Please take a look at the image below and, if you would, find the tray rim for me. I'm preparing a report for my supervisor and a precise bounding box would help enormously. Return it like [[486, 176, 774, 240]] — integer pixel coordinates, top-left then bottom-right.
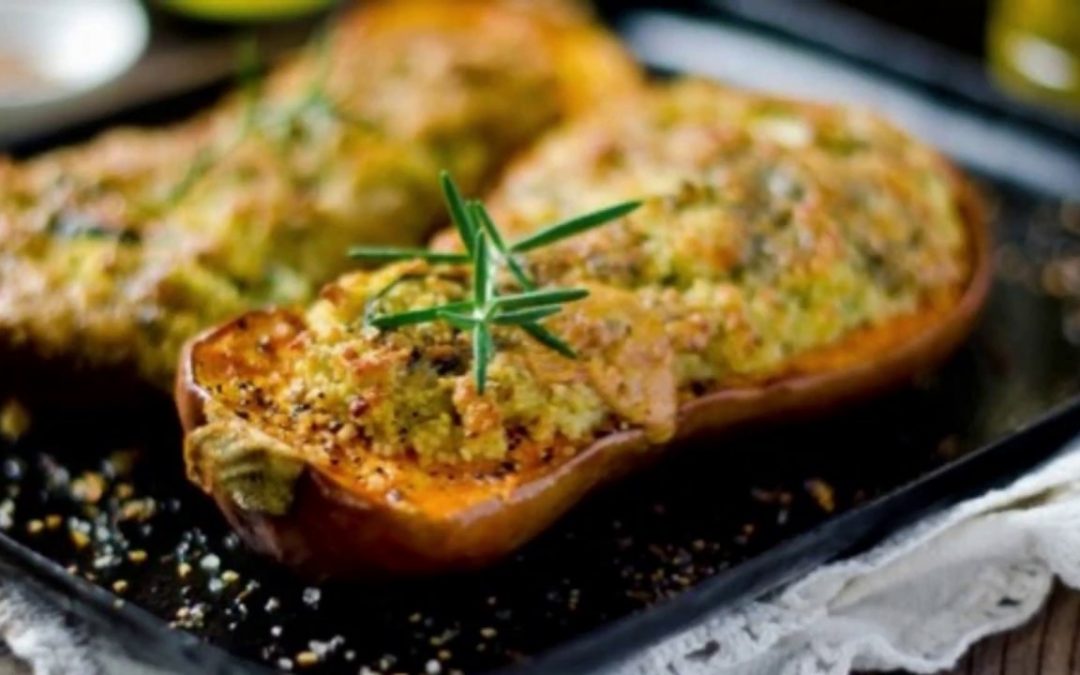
[[504, 397, 1080, 674], [1, 7, 1079, 675]]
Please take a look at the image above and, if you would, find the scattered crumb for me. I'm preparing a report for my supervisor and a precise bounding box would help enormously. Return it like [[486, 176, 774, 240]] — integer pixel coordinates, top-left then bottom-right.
[[92, 554, 116, 570], [70, 472, 106, 504], [106, 450, 139, 478], [112, 579, 129, 594], [428, 628, 458, 647], [236, 580, 258, 602], [171, 602, 207, 630], [25, 519, 43, 535], [805, 479, 836, 513], [69, 530, 90, 550], [295, 651, 319, 668], [302, 586, 321, 608], [118, 498, 156, 522], [0, 399, 31, 442], [937, 435, 962, 459], [0, 501, 12, 531], [308, 636, 345, 660]]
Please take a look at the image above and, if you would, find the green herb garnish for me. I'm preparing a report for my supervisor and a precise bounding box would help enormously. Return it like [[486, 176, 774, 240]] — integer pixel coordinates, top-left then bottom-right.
[[350, 171, 640, 393], [164, 37, 262, 207], [285, 30, 377, 133], [165, 31, 376, 207]]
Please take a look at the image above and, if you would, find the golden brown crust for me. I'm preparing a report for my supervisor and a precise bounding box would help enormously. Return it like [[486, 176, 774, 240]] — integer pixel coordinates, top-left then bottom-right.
[[176, 168, 990, 579]]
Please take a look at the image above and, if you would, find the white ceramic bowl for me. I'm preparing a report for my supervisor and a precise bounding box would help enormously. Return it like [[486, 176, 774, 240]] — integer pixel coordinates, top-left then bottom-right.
[[0, 0, 149, 110]]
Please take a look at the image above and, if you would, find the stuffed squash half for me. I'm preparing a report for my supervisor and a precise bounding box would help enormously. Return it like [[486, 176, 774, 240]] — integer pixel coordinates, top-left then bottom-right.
[[179, 81, 992, 578], [0, 0, 639, 400]]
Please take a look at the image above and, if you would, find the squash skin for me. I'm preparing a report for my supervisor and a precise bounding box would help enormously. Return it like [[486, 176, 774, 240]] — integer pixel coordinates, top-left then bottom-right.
[[176, 168, 991, 579]]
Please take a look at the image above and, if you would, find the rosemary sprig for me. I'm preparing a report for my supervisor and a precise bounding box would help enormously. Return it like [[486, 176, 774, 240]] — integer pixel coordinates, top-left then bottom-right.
[[164, 38, 262, 207], [351, 172, 640, 393], [165, 31, 376, 207], [237, 36, 263, 131], [350, 178, 640, 284], [164, 147, 218, 207], [265, 30, 378, 136]]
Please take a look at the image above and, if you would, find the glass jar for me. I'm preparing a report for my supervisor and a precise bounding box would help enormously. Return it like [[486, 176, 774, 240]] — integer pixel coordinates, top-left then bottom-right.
[[988, 0, 1080, 112], [157, 0, 338, 22]]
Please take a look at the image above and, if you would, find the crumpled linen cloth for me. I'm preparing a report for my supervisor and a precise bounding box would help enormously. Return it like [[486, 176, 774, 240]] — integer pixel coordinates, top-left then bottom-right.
[[0, 582, 166, 675], [0, 583, 98, 675], [3, 440, 1080, 675], [615, 436, 1080, 675]]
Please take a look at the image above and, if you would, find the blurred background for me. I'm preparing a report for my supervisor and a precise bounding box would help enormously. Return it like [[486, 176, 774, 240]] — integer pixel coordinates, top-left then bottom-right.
[[725, 0, 1080, 115], [844, 0, 1079, 113], [0, 0, 1077, 146]]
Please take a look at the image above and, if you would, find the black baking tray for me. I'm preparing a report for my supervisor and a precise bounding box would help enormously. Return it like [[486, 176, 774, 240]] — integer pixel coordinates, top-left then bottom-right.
[[1, 5, 1079, 675]]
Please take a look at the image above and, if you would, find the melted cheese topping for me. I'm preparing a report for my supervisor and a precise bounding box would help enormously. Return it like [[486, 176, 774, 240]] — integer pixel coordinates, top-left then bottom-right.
[[201, 80, 972, 467]]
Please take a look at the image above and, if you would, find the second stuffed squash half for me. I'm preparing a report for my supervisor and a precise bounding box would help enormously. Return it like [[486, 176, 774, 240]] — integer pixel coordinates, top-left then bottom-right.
[[0, 0, 640, 401], [178, 81, 992, 578]]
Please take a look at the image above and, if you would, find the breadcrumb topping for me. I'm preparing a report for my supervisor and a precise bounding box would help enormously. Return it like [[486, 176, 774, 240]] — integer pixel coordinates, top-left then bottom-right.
[[195, 82, 972, 470]]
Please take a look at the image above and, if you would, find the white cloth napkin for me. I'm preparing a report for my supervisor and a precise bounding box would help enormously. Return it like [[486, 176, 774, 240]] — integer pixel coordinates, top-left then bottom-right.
[[615, 436, 1080, 675], [3, 439, 1080, 675]]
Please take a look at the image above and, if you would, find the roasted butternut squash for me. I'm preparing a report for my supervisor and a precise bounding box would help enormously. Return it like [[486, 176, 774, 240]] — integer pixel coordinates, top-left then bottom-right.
[[178, 81, 992, 578]]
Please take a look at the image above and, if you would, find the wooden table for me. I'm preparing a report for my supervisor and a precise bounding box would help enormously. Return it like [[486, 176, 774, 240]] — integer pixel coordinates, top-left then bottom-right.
[[908, 582, 1080, 674]]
